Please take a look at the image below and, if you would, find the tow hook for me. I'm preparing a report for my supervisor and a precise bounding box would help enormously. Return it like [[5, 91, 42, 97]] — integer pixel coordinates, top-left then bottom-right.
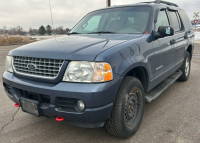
[[56, 116, 65, 121], [14, 103, 20, 107]]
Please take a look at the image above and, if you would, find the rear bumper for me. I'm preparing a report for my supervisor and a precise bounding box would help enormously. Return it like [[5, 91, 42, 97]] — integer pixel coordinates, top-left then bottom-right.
[[2, 71, 123, 128]]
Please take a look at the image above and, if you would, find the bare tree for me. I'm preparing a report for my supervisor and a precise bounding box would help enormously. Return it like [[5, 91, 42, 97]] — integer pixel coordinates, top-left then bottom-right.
[[10, 27, 17, 35], [16, 25, 23, 35], [3, 26, 7, 35], [32, 29, 39, 35], [0, 28, 3, 35], [56, 26, 65, 34], [53, 28, 59, 34], [29, 28, 33, 35]]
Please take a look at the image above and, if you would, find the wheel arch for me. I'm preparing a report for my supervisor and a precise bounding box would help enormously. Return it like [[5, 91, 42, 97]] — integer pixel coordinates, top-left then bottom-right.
[[187, 44, 193, 59], [124, 66, 149, 93]]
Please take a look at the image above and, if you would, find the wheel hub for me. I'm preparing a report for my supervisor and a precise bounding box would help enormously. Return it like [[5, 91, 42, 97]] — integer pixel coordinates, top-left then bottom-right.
[[185, 57, 190, 76], [125, 92, 139, 121]]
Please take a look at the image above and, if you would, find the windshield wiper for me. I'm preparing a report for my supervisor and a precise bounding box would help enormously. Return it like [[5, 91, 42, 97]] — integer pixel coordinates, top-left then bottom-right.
[[68, 32, 82, 35], [87, 31, 116, 34]]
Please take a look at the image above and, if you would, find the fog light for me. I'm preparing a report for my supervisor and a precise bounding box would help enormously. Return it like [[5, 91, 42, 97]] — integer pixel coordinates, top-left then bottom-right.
[[77, 100, 85, 111]]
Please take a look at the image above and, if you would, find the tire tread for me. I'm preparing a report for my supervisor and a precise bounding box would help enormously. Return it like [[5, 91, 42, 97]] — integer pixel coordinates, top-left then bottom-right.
[[178, 51, 191, 81]]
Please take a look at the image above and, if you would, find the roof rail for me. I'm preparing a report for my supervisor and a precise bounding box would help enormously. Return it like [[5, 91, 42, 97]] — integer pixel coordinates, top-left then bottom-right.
[[142, 0, 178, 7]]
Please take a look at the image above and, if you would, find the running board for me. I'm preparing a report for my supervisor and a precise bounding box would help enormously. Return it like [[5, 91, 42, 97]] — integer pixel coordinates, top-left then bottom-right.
[[145, 70, 182, 102]]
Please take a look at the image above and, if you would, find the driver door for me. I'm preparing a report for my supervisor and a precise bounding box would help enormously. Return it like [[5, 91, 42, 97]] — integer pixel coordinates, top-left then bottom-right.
[[152, 9, 176, 87]]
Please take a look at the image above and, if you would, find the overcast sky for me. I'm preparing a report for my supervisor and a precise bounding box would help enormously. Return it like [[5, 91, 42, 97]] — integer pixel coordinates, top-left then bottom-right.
[[0, 0, 199, 31]]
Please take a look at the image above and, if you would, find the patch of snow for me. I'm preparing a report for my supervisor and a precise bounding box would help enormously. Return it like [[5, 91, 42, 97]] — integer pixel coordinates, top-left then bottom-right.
[[195, 32, 200, 40]]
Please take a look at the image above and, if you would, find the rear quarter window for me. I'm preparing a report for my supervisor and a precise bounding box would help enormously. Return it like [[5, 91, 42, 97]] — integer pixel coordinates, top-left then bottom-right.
[[179, 10, 193, 30]]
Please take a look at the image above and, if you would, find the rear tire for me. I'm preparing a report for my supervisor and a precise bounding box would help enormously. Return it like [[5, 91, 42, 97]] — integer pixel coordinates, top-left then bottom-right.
[[178, 52, 191, 81], [105, 77, 145, 138]]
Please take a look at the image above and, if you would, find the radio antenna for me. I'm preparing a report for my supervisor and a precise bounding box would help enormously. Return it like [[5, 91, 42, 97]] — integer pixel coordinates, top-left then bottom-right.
[[48, 0, 61, 47]]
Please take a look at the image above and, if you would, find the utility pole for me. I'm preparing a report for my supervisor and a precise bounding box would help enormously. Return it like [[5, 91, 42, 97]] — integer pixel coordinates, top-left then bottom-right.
[[106, 0, 111, 7]]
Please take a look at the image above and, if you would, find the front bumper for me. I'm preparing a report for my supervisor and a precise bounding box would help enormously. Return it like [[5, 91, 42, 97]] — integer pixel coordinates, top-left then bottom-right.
[[2, 71, 122, 128]]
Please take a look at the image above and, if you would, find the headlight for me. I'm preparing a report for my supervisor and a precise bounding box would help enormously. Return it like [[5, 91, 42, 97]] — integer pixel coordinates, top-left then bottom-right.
[[63, 61, 113, 83], [5, 56, 13, 73]]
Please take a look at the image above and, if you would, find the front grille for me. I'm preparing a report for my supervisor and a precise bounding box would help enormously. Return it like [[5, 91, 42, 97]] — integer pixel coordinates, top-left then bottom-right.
[[13, 56, 64, 78], [57, 97, 78, 112]]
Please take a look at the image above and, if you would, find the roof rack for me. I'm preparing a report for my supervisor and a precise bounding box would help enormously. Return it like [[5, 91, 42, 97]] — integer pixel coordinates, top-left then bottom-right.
[[142, 0, 178, 7]]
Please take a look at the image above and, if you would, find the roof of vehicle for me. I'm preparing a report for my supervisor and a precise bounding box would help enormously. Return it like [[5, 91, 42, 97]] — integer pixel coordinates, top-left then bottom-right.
[[92, 1, 182, 12], [142, 1, 178, 7]]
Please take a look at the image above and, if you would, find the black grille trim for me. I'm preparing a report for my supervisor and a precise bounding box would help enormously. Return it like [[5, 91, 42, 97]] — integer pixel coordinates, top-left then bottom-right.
[[3, 83, 12, 95], [17, 89, 51, 104], [57, 97, 79, 112]]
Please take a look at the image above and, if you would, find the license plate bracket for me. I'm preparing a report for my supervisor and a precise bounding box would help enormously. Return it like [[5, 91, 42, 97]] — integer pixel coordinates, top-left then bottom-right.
[[19, 97, 41, 117]]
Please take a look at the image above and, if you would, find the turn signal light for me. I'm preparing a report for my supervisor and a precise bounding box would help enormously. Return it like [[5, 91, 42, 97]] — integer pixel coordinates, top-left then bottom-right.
[[93, 63, 113, 82]]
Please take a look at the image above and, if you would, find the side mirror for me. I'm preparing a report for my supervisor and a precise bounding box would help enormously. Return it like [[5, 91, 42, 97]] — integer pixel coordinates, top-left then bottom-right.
[[154, 26, 174, 39]]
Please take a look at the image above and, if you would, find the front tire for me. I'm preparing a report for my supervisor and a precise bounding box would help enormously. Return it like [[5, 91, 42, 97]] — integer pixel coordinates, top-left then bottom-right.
[[178, 51, 191, 81], [105, 77, 145, 138]]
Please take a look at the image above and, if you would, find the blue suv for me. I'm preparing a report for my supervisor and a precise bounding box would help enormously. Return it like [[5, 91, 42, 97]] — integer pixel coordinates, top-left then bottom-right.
[[3, 1, 194, 138]]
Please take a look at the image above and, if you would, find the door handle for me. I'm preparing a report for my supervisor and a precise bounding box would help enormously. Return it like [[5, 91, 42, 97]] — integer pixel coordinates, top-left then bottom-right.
[[170, 39, 176, 45], [184, 31, 190, 39], [186, 30, 191, 34]]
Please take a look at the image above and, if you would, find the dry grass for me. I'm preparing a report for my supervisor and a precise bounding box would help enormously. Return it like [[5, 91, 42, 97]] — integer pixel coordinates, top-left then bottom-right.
[[0, 35, 36, 46], [194, 29, 200, 32]]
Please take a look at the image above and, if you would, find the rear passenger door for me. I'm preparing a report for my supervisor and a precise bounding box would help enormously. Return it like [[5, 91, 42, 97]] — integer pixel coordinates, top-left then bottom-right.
[[168, 10, 187, 67]]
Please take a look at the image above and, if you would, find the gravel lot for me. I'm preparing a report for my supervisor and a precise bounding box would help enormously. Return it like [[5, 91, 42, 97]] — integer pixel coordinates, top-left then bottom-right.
[[0, 43, 200, 143]]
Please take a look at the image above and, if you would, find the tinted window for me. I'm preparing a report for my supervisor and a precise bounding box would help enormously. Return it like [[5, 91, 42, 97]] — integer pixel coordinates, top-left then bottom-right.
[[179, 10, 193, 30], [168, 11, 181, 32], [156, 10, 169, 31], [70, 7, 152, 34]]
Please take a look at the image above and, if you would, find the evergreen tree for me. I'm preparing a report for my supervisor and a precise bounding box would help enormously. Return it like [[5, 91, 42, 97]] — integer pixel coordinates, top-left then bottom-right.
[[39, 25, 46, 35], [46, 25, 52, 35], [66, 28, 70, 34]]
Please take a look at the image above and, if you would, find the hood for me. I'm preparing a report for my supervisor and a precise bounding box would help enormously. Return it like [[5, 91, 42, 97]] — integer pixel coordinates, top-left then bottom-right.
[[9, 34, 143, 61]]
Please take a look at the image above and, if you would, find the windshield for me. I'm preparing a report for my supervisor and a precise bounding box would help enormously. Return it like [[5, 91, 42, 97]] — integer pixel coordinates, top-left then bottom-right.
[[69, 6, 152, 34]]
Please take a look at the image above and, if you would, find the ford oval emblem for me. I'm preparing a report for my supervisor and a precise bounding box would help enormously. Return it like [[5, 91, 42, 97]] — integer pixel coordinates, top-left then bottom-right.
[[27, 63, 37, 70]]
